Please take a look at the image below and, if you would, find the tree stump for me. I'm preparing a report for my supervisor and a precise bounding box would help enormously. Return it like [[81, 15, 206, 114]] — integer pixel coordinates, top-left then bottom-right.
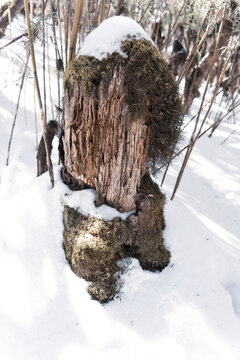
[[63, 63, 149, 212], [61, 18, 182, 302]]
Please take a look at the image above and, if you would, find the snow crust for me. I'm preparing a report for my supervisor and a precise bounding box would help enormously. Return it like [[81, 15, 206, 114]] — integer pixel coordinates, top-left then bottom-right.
[[64, 188, 135, 221], [0, 16, 240, 360], [79, 16, 152, 60]]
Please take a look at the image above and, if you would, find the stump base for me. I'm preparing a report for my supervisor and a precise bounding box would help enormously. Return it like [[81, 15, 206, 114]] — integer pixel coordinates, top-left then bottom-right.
[[63, 174, 170, 303]]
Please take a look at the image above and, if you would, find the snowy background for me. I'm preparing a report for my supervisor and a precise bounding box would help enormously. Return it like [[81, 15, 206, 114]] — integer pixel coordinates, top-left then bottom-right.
[[0, 15, 240, 360]]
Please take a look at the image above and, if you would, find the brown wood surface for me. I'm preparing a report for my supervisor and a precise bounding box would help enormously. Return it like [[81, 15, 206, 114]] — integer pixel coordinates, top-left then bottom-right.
[[63, 64, 150, 212]]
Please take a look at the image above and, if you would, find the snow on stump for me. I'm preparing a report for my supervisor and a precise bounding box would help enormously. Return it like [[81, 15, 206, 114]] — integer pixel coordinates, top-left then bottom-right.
[[61, 17, 182, 302]]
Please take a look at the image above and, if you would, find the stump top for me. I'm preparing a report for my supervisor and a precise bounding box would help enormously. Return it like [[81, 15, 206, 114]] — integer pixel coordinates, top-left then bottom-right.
[[79, 16, 152, 61]]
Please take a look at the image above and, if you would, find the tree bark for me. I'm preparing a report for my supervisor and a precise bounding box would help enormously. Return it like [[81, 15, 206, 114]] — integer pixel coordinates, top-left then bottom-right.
[[37, 120, 59, 176], [63, 64, 150, 212]]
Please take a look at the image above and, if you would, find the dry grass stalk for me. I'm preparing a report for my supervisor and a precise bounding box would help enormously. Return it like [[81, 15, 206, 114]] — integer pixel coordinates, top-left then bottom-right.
[[68, 0, 84, 64], [162, 0, 188, 51], [170, 10, 225, 200], [64, 1, 70, 67], [24, 0, 54, 187], [33, 82, 39, 150], [46, 23, 55, 120], [42, 0, 47, 120], [196, 37, 239, 137], [57, 0, 64, 62], [138, 0, 153, 24], [6, 52, 30, 166], [201, 101, 240, 139], [100, 0, 105, 24], [49, 0, 61, 117], [160, 99, 240, 180], [0, 32, 27, 50], [177, 11, 214, 86]]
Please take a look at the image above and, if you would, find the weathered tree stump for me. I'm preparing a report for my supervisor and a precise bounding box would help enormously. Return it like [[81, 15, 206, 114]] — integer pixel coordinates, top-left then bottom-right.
[[63, 63, 149, 212], [61, 17, 182, 302]]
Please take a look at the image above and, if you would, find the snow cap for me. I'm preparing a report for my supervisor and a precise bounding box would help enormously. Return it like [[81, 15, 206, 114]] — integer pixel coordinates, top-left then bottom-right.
[[79, 16, 152, 60]]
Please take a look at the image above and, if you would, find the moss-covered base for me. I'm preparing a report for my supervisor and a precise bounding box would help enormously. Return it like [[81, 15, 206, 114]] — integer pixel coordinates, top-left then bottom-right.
[[63, 173, 170, 303]]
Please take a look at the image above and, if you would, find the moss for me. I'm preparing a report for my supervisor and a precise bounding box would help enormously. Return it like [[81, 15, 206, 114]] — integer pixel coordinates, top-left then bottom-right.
[[63, 174, 170, 303], [64, 53, 123, 96], [64, 39, 183, 170], [134, 173, 170, 271], [63, 206, 124, 303]]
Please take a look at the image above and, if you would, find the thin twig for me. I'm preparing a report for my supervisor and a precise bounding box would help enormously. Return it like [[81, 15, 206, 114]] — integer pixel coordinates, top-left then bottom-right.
[[64, 1, 70, 67], [57, 0, 64, 63], [46, 22, 54, 120], [162, 0, 188, 50], [171, 10, 225, 200], [6, 52, 30, 166], [220, 126, 239, 145], [42, 0, 47, 120], [33, 81, 39, 150], [50, 0, 61, 118], [0, 32, 27, 50], [160, 100, 240, 176], [138, 0, 153, 24], [177, 13, 213, 86]]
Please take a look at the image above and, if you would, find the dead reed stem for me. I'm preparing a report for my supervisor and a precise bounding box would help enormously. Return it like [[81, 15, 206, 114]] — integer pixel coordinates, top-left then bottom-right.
[[6, 52, 30, 166], [163, 0, 188, 51], [0, 32, 27, 50], [177, 13, 213, 86], [24, 0, 54, 187], [170, 10, 225, 200], [100, 0, 105, 23], [68, 0, 84, 64], [42, 0, 47, 120], [160, 100, 240, 182], [57, 0, 63, 62], [33, 82, 39, 150], [46, 23, 55, 120], [50, 0, 61, 118]]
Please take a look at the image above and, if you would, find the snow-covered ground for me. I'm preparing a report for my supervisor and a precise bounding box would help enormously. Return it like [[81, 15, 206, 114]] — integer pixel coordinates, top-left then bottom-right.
[[0, 15, 240, 360]]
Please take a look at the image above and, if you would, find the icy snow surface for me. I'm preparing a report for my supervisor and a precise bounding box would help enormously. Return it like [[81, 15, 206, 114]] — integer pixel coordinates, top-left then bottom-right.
[[65, 189, 135, 221], [0, 15, 240, 360], [79, 16, 152, 60]]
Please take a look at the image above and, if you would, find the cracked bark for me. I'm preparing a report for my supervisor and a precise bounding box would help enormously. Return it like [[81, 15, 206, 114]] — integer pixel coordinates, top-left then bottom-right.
[[62, 64, 150, 212]]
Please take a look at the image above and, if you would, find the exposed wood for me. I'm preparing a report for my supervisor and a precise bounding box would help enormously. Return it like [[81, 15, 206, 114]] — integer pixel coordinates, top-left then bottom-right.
[[37, 121, 59, 176], [63, 64, 150, 212]]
